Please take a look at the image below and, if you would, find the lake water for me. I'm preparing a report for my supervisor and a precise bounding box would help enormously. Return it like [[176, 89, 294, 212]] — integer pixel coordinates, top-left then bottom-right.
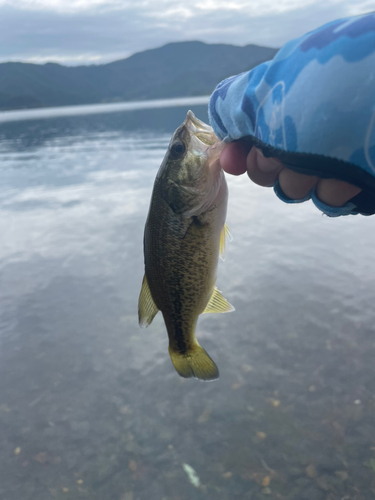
[[0, 100, 375, 500]]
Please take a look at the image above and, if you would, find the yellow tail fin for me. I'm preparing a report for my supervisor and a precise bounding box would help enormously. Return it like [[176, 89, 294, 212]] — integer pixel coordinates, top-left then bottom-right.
[[168, 343, 219, 381]]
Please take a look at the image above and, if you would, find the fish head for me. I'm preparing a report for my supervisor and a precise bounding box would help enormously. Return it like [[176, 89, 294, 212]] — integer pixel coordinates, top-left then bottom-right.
[[158, 110, 226, 217]]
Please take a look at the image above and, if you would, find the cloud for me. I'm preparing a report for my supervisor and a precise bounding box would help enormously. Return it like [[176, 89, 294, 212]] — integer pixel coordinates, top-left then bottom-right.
[[0, 0, 372, 65], [0, 0, 128, 13], [0, 0, 369, 16]]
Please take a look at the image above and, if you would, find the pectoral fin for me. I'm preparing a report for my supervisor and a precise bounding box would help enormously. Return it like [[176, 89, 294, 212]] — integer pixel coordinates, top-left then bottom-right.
[[220, 224, 232, 261], [138, 275, 159, 328], [203, 287, 235, 314]]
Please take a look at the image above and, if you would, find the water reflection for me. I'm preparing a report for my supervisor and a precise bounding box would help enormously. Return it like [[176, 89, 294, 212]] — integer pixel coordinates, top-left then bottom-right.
[[0, 103, 375, 499], [0, 104, 209, 149]]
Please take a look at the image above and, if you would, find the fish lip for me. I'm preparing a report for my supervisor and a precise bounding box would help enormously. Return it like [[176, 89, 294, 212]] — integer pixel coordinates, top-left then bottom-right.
[[185, 110, 212, 132], [184, 110, 218, 146]]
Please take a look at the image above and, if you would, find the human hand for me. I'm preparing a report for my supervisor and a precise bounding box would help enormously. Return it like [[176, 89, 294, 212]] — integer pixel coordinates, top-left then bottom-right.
[[220, 142, 362, 208]]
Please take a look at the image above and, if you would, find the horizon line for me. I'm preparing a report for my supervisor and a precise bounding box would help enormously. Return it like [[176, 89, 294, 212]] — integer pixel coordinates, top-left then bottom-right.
[[0, 40, 278, 68]]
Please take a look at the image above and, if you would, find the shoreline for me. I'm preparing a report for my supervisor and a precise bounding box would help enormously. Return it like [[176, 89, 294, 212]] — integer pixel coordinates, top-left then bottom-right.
[[0, 96, 210, 123]]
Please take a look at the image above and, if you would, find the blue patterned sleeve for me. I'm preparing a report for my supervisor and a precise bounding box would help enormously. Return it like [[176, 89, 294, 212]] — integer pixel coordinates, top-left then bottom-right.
[[208, 13, 375, 216]]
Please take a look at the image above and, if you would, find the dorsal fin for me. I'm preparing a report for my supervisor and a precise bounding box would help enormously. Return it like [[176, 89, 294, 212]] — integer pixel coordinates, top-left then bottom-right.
[[138, 275, 159, 328], [203, 287, 235, 314]]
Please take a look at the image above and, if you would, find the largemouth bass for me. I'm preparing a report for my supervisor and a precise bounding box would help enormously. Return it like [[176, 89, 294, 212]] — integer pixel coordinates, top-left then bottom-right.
[[138, 111, 234, 381]]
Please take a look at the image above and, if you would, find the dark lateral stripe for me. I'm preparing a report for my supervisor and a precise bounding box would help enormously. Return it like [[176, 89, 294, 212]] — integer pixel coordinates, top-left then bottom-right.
[[170, 288, 189, 354], [173, 324, 188, 354]]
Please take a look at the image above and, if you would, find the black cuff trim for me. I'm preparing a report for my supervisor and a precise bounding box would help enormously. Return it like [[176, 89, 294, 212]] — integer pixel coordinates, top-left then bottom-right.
[[241, 135, 375, 215]]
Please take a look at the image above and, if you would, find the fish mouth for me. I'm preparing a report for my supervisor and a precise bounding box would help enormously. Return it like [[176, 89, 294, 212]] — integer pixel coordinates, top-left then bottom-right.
[[184, 110, 218, 146]]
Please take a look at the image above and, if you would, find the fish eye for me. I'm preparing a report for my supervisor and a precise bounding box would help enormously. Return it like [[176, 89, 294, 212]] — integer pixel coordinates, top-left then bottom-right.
[[170, 140, 186, 159]]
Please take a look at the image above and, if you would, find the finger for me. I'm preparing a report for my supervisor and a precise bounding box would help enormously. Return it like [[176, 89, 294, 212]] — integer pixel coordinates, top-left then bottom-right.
[[278, 168, 319, 199], [220, 142, 250, 176], [246, 148, 284, 187], [315, 179, 362, 207]]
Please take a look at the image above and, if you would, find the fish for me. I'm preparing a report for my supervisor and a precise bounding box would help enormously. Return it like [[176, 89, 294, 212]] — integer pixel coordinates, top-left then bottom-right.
[[138, 110, 234, 381]]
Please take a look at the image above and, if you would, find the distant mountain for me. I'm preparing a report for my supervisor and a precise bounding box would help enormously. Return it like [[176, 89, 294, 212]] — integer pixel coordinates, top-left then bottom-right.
[[0, 41, 278, 111]]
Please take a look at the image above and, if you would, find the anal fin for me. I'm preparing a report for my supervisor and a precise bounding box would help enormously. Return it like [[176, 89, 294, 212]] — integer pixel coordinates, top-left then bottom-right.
[[203, 287, 235, 314]]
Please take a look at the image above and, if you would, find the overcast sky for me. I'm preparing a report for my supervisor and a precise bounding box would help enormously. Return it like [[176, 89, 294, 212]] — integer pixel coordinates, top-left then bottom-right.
[[0, 0, 372, 66]]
